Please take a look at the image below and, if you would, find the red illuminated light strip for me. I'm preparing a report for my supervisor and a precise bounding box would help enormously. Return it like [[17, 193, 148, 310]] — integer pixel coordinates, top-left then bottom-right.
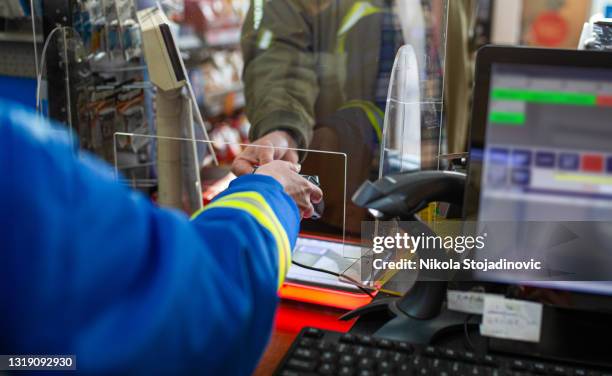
[[274, 300, 356, 334], [279, 282, 373, 311]]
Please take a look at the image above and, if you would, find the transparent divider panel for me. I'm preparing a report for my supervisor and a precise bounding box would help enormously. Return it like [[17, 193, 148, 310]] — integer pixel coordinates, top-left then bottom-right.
[[112, 133, 374, 292], [345, 0, 450, 294]]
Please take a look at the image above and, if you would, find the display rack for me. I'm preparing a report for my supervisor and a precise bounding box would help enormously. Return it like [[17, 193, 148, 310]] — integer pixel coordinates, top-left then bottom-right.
[[38, 0, 247, 157], [38, 0, 153, 166], [33, 0, 250, 203]]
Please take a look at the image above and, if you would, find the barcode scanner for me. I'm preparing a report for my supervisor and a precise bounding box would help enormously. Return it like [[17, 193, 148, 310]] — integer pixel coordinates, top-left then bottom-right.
[[339, 170, 467, 323], [352, 170, 466, 220]]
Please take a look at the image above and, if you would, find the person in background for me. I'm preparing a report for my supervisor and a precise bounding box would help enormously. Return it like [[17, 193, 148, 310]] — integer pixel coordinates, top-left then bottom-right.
[[233, 0, 475, 233], [0, 98, 321, 374]]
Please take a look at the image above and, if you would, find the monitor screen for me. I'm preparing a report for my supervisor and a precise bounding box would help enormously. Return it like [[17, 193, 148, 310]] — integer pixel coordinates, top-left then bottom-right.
[[476, 62, 612, 295]]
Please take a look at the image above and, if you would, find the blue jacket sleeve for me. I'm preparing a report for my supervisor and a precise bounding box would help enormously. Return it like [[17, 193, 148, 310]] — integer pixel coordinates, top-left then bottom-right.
[[0, 100, 300, 375]]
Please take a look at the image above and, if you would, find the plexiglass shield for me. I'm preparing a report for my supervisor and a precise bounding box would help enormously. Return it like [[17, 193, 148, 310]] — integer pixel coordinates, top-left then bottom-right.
[[341, 0, 451, 295], [113, 132, 371, 292]]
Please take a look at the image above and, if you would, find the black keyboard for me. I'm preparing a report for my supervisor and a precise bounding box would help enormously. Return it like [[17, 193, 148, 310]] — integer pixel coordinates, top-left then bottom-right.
[[275, 327, 611, 376]]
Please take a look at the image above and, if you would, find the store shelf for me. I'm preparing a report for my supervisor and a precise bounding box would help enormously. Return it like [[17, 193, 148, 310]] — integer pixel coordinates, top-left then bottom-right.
[[203, 83, 245, 117]]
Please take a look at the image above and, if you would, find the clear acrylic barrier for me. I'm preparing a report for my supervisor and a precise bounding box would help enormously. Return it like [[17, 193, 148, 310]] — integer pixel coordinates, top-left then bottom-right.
[[113, 132, 373, 292], [113, 132, 345, 217], [379, 44, 448, 176], [342, 1, 451, 294]]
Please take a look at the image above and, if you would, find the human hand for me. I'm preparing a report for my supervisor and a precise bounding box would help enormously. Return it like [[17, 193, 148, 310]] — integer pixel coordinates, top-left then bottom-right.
[[255, 160, 323, 219], [232, 131, 299, 176]]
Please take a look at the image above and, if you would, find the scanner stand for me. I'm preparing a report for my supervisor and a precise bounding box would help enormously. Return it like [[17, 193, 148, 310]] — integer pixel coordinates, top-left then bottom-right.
[[341, 171, 467, 344], [340, 219, 460, 344]]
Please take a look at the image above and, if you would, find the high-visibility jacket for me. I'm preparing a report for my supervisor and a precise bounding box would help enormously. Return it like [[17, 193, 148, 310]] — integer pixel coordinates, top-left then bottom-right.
[[0, 99, 300, 375]]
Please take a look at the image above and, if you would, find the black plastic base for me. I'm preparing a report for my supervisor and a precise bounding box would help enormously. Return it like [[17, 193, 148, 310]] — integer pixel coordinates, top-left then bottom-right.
[[373, 308, 467, 344]]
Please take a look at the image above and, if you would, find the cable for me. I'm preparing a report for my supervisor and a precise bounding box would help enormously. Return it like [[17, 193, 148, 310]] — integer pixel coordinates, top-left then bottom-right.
[[36, 26, 65, 113], [291, 260, 375, 299]]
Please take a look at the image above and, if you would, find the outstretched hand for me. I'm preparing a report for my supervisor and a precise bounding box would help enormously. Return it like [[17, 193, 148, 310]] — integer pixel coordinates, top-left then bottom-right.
[[232, 131, 299, 176], [254, 160, 322, 219]]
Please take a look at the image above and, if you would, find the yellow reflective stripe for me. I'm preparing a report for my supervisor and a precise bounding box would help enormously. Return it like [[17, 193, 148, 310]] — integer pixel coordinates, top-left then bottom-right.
[[257, 29, 273, 50], [253, 0, 264, 30], [205, 199, 289, 288], [340, 100, 383, 141], [225, 191, 293, 277], [191, 192, 291, 288], [223, 191, 292, 257], [337, 2, 382, 53], [338, 2, 382, 36], [363, 100, 385, 119], [349, 99, 385, 120], [190, 206, 205, 221], [209, 193, 291, 284]]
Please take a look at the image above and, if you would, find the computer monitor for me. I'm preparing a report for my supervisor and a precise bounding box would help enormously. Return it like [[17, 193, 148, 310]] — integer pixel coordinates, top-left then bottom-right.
[[465, 46, 612, 297]]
